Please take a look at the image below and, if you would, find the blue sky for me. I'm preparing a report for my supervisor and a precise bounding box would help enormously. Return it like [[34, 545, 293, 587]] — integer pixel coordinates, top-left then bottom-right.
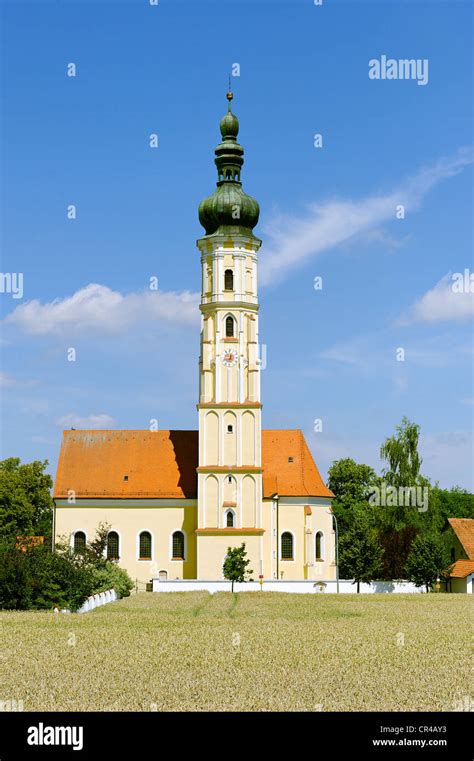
[[1, 0, 473, 490]]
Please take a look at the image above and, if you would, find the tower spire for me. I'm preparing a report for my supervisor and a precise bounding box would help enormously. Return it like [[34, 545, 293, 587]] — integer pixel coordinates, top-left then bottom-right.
[[198, 90, 260, 236]]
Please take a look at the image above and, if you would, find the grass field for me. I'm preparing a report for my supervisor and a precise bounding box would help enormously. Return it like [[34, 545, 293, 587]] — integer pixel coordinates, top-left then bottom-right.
[[0, 592, 471, 712]]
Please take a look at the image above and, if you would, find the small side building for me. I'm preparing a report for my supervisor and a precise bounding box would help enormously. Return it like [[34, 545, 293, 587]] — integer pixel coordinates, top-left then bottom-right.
[[443, 518, 474, 593]]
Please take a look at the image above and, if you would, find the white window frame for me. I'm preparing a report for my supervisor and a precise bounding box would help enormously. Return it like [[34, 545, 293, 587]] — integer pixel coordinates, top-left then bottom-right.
[[315, 530, 325, 562], [106, 529, 122, 561], [223, 313, 236, 339], [280, 530, 296, 562], [136, 529, 154, 561], [169, 529, 186, 562], [70, 529, 88, 551]]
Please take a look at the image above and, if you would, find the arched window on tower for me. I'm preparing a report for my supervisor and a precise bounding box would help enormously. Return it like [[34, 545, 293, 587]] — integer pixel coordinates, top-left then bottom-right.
[[225, 315, 235, 338], [107, 531, 120, 561], [225, 509, 235, 528], [315, 531, 324, 561], [224, 269, 234, 291]]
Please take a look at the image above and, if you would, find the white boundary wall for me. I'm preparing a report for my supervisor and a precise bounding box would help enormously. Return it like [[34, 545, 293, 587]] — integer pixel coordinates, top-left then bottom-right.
[[152, 579, 424, 594], [77, 588, 118, 613]]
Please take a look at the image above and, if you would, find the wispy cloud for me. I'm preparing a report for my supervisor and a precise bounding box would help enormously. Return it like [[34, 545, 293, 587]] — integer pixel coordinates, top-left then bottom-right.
[[0, 372, 37, 389], [4, 283, 200, 336], [310, 426, 473, 491], [320, 331, 472, 371], [398, 272, 474, 324], [0, 372, 19, 388], [260, 147, 473, 285], [55, 413, 115, 429]]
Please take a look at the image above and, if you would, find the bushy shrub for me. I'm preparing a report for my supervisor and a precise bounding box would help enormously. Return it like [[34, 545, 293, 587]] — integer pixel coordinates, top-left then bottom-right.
[[0, 523, 134, 611], [405, 534, 450, 592], [0, 547, 32, 610], [0, 545, 94, 611], [56, 523, 133, 599], [90, 562, 133, 599], [27, 546, 94, 611]]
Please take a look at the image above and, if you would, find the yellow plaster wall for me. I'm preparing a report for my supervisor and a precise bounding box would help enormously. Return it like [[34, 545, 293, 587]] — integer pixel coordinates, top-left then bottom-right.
[[55, 505, 197, 585], [197, 533, 262, 580]]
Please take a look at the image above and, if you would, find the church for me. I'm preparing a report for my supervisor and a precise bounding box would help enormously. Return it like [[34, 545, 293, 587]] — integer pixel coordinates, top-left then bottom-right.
[[53, 92, 337, 586]]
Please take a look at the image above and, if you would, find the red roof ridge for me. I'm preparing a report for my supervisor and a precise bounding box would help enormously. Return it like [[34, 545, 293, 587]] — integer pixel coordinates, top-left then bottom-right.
[[54, 428, 333, 500]]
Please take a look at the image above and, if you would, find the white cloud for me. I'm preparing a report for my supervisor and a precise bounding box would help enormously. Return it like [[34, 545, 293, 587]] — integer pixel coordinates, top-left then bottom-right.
[[311, 427, 473, 491], [55, 412, 115, 429], [0, 372, 18, 388], [0, 372, 37, 389], [399, 273, 474, 324], [319, 337, 369, 366], [259, 147, 473, 285], [320, 331, 471, 372], [4, 283, 200, 336]]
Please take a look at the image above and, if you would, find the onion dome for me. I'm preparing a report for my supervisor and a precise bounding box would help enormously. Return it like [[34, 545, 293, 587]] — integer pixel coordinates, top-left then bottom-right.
[[198, 91, 260, 236]]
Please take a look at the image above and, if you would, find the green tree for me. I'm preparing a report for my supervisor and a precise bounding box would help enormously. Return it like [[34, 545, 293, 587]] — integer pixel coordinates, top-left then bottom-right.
[[431, 486, 474, 527], [328, 459, 379, 552], [328, 458, 377, 508], [404, 534, 450, 592], [378, 525, 418, 580], [377, 418, 437, 575], [339, 510, 384, 592], [56, 523, 133, 598], [0, 458, 53, 541], [380, 417, 422, 487], [0, 524, 134, 611], [56, 522, 111, 569], [90, 563, 134, 598], [0, 545, 32, 610], [0, 544, 93, 611], [223, 543, 253, 593], [27, 546, 94, 611]]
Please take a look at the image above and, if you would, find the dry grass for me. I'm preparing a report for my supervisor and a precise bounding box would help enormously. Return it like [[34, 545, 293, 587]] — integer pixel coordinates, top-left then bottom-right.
[[0, 592, 471, 712]]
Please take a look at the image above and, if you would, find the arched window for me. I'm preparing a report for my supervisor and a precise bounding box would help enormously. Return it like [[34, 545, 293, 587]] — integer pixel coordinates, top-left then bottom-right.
[[281, 532, 293, 560], [225, 509, 235, 528], [172, 531, 185, 560], [158, 570, 168, 581], [107, 531, 120, 561], [224, 269, 234, 291], [225, 315, 235, 338], [139, 531, 152, 560], [315, 531, 324, 561], [73, 531, 86, 553]]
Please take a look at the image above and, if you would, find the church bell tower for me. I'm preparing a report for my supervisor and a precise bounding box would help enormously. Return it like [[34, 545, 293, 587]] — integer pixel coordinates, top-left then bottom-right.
[[195, 91, 264, 578]]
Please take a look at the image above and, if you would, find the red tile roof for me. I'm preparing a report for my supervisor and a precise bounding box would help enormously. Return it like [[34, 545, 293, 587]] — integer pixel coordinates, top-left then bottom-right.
[[262, 429, 334, 498], [448, 559, 474, 579], [53, 429, 333, 500], [447, 518, 474, 560]]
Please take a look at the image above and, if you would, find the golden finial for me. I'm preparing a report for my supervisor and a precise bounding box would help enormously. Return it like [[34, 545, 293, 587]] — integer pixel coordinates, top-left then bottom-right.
[[226, 75, 233, 106]]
